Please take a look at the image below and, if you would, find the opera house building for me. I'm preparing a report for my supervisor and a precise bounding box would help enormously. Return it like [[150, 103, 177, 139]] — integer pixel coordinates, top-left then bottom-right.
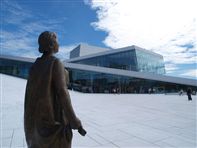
[[1, 43, 196, 93]]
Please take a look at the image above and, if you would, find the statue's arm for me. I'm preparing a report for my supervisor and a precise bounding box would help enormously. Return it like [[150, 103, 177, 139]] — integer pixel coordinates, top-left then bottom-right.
[[52, 59, 81, 129]]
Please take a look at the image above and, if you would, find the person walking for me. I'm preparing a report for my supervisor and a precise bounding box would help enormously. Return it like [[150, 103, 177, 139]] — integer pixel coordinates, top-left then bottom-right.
[[187, 88, 192, 101], [24, 31, 86, 148], [179, 89, 184, 96]]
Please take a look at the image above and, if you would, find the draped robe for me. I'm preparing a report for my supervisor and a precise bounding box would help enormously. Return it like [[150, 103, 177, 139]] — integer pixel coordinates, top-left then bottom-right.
[[24, 56, 81, 148]]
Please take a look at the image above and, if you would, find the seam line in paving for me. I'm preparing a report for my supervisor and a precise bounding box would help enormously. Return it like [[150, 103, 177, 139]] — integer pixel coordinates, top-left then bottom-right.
[[96, 134, 120, 148], [152, 136, 172, 143], [118, 129, 160, 147], [131, 121, 182, 137], [9, 129, 14, 148], [86, 134, 102, 146], [23, 138, 26, 147]]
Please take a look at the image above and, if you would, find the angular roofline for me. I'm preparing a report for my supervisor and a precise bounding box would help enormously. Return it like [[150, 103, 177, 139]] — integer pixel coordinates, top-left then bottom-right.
[[1, 55, 196, 86], [0, 55, 36, 63], [64, 62, 197, 87], [65, 45, 163, 63], [79, 43, 110, 50], [70, 43, 110, 59], [133, 45, 163, 58]]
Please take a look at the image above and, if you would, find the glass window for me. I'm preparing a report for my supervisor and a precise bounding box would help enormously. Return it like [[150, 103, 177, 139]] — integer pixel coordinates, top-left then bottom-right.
[[135, 50, 165, 74], [72, 50, 138, 71], [71, 49, 165, 74], [67, 68, 196, 94]]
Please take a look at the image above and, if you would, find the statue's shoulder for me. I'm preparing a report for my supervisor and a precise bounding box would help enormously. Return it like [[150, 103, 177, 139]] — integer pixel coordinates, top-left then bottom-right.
[[52, 57, 62, 66], [52, 56, 61, 62]]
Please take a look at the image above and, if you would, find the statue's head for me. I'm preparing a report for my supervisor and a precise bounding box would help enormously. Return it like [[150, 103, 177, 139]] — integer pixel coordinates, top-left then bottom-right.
[[38, 31, 59, 54]]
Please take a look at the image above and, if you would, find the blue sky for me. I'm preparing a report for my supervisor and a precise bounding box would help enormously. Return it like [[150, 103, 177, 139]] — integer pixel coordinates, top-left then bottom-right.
[[1, 0, 197, 79], [1, 0, 107, 57]]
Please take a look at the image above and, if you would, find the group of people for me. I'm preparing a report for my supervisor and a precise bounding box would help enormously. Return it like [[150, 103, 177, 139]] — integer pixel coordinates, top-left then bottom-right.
[[148, 88, 156, 94], [179, 88, 193, 101]]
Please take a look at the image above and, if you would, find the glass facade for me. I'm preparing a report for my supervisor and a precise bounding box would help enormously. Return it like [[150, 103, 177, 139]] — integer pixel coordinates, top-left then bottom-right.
[[0, 58, 32, 79], [68, 68, 196, 93], [70, 49, 165, 74], [72, 50, 138, 71], [135, 50, 165, 74], [1, 57, 196, 94]]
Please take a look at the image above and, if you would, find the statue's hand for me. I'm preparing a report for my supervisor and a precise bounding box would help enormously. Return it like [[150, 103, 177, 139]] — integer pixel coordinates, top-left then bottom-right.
[[78, 126, 87, 136]]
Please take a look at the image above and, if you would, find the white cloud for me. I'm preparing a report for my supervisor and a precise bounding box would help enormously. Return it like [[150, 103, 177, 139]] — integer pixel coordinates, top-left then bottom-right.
[[165, 64, 179, 72], [1, 0, 70, 60], [90, 0, 196, 47], [89, 0, 197, 76], [56, 44, 78, 60], [180, 69, 197, 78], [1, 30, 77, 60], [0, 30, 37, 56], [14, 44, 77, 60], [2, 0, 32, 25]]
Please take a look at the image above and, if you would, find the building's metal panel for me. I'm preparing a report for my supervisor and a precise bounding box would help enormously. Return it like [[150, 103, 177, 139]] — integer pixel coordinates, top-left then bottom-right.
[[70, 43, 109, 59]]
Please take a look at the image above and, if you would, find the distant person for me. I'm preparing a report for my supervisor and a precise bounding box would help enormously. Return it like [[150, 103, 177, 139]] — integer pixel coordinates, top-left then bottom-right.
[[24, 31, 86, 148], [152, 88, 156, 94], [148, 88, 152, 94], [112, 88, 116, 94], [192, 90, 196, 95], [117, 87, 120, 94], [187, 88, 192, 101], [179, 89, 184, 96]]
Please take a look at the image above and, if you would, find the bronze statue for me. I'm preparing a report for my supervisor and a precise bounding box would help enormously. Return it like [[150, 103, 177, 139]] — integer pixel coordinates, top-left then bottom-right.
[[24, 31, 86, 148]]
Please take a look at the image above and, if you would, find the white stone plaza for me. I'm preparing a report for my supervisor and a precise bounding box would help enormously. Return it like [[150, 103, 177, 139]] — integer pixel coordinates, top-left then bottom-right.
[[1, 74, 196, 148]]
